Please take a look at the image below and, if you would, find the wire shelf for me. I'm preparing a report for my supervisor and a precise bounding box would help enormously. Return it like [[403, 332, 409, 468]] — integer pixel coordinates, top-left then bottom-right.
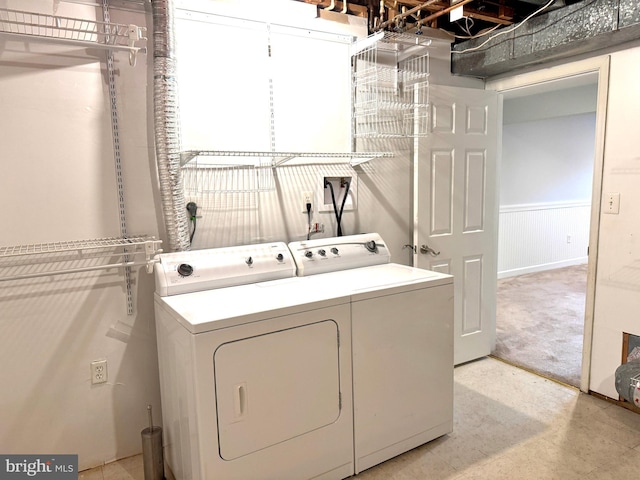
[[0, 236, 162, 281], [0, 7, 147, 66], [180, 150, 394, 168], [183, 164, 275, 194], [375, 31, 434, 50], [352, 32, 430, 138], [0, 236, 158, 257], [180, 150, 394, 194]]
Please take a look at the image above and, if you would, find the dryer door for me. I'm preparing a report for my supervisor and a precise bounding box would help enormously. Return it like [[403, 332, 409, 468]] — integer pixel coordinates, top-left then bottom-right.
[[214, 319, 341, 460]]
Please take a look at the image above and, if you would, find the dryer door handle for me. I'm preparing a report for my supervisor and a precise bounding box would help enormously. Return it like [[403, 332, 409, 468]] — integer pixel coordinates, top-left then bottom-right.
[[234, 383, 247, 418]]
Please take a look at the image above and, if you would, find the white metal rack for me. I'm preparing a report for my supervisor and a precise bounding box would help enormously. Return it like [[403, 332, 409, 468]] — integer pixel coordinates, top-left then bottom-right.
[[0, 236, 163, 282], [0, 7, 147, 66], [352, 31, 431, 138], [180, 150, 393, 194], [180, 150, 393, 167]]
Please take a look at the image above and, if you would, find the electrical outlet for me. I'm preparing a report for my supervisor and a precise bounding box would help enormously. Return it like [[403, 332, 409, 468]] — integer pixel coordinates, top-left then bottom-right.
[[302, 191, 313, 214], [91, 359, 108, 385]]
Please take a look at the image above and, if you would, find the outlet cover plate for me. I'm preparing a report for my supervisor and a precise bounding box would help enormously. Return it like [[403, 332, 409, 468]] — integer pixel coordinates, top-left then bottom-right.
[[91, 359, 108, 385], [604, 192, 620, 214]]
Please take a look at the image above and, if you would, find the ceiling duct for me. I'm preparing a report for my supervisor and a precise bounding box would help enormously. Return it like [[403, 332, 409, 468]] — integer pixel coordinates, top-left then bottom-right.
[[452, 0, 640, 78]]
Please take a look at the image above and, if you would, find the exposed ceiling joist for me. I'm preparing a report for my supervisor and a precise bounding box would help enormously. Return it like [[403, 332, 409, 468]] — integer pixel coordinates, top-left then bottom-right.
[[298, 0, 573, 42], [305, 0, 369, 17], [416, 0, 475, 27], [465, 8, 514, 25]]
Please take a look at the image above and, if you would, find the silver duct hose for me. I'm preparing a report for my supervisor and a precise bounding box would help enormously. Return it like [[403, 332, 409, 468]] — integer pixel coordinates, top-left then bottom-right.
[[152, 0, 191, 251]]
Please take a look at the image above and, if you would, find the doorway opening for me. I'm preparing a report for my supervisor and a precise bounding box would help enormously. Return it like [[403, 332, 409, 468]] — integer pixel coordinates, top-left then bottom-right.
[[492, 73, 599, 388]]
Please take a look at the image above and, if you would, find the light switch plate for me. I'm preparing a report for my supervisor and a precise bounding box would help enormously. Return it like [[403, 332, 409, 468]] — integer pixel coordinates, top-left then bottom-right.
[[604, 193, 620, 214]]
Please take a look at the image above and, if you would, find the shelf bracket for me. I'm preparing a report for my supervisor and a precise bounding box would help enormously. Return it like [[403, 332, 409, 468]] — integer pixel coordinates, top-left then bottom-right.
[[127, 24, 147, 67], [145, 239, 163, 273]]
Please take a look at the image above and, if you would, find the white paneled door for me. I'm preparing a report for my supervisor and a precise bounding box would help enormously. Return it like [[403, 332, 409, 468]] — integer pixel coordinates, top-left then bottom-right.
[[416, 86, 499, 365]]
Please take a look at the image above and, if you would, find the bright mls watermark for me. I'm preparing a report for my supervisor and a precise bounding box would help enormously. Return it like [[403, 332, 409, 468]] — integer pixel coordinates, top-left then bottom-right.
[[1, 455, 77, 479]]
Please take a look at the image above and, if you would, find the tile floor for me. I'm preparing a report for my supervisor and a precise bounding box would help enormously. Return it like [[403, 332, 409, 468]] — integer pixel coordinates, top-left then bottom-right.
[[79, 357, 640, 479]]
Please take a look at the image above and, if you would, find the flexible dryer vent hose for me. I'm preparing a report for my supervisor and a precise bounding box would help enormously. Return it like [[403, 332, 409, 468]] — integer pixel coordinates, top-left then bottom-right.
[[152, 0, 190, 252]]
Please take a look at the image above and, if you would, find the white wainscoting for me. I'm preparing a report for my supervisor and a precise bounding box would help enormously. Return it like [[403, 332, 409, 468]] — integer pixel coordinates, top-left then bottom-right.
[[498, 201, 591, 279]]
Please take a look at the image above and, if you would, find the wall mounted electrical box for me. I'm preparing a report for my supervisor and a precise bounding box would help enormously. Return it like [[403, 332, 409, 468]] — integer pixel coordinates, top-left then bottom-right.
[[317, 174, 358, 213]]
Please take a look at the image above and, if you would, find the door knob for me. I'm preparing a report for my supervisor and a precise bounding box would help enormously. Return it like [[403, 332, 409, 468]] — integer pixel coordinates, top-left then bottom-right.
[[420, 244, 440, 256]]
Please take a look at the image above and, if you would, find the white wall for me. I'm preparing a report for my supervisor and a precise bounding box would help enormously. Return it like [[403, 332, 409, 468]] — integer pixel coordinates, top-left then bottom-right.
[[175, 1, 421, 265], [501, 111, 596, 206], [0, 1, 160, 470], [498, 202, 591, 278], [502, 83, 597, 124], [589, 47, 640, 398], [498, 95, 596, 277]]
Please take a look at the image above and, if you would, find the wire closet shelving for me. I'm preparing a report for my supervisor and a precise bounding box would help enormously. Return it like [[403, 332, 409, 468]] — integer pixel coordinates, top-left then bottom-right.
[[180, 150, 394, 195], [352, 31, 431, 138], [0, 236, 163, 282], [0, 7, 147, 66]]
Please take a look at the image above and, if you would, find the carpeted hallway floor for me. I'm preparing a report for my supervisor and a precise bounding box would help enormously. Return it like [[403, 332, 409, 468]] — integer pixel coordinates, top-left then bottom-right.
[[493, 264, 588, 387]]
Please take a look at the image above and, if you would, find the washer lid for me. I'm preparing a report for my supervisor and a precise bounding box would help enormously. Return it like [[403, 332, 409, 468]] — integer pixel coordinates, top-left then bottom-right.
[[296, 263, 453, 299]]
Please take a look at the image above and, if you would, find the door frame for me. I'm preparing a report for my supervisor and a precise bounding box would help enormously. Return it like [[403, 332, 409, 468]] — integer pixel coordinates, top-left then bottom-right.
[[486, 56, 610, 393]]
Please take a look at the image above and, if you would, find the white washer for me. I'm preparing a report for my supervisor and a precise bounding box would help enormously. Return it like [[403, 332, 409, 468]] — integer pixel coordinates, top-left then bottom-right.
[[288, 233, 454, 474], [154, 242, 354, 480]]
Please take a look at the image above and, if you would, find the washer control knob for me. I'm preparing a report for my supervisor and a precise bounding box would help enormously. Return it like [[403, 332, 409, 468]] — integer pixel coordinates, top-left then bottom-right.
[[331, 247, 339, 255], [318, 249, 326, 256], [305, 250, 313, 258], [276, 253, 284, 262], [177, 263, 193, 277], [364, 240, 378, 253], [246, 256, 253, 266]]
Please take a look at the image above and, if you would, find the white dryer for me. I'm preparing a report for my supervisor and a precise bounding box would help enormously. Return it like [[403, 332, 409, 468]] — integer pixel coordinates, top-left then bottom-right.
[[153, 242, 354, 480], [288, 233, 454, 474]]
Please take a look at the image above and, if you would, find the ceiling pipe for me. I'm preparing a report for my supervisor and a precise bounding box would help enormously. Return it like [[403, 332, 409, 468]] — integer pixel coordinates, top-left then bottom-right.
[[415, 0, 475, 28], [325, 0, 336, 11], [376, 0, 440, 31], [342, 0, 348, 14]]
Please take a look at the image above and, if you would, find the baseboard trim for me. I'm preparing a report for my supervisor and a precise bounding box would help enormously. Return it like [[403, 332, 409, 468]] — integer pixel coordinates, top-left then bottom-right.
[[498, 257, 588, 279]]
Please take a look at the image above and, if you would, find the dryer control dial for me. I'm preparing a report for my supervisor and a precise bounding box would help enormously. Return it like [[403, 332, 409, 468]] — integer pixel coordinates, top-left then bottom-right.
[[364, 240, 378, 253], [331, 247, 339, 255], [245, 256, 253, 266], [177, 263, 194, 277], [305, 251, 313, 258], [276, 253, 284, 262], [318, 249, 326, 256]]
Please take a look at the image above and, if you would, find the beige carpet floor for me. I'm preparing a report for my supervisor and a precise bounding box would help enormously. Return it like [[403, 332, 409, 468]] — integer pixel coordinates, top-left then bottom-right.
[[493, 264, 587, 387]]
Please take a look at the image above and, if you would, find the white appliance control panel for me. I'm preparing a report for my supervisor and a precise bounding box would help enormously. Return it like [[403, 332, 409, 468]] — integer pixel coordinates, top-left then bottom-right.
[[289, 233, 391, 276], [155, 242, 296, 296]]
